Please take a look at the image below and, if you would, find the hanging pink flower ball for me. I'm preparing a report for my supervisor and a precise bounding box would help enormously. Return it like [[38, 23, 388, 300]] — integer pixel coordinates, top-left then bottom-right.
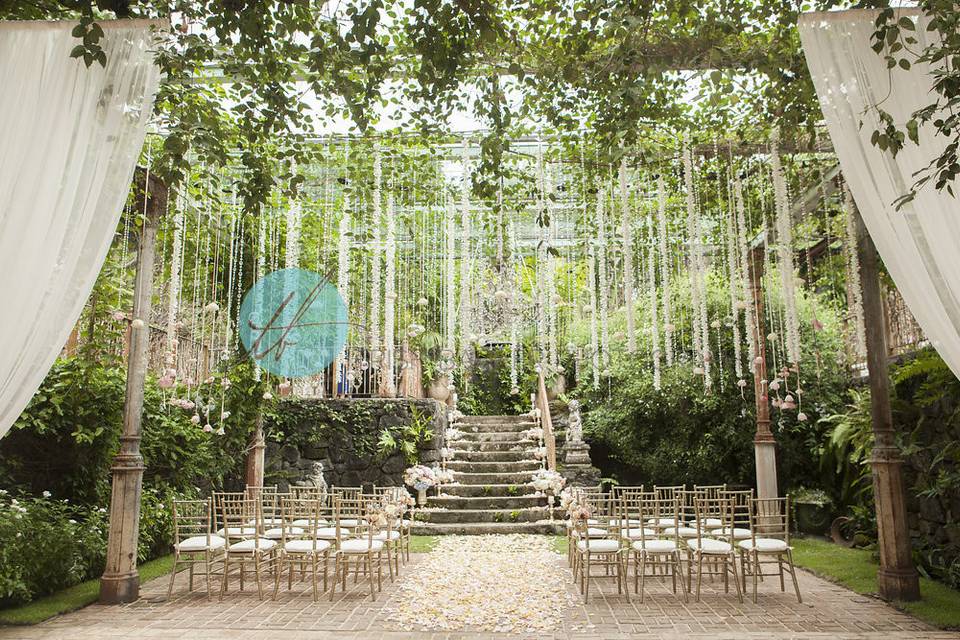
[[157, 375, 175, 389], [203, 424, 214, 433], [797, 412, 808, 422], [191, 414, 201, 425], [737, 379, 748, 388]]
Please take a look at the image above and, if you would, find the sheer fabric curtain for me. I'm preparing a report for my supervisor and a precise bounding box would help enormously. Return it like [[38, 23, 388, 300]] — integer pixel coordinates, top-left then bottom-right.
[[799, 9, 960, 379], [0, 20, 162, 438]]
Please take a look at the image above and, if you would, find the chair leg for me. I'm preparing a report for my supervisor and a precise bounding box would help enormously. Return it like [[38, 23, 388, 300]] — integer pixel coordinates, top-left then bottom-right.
[[367, 554, 376, 601], [620, 553, 630, 603], [695, 553, 704, 601], [752, 550, 759, 603], [205, 552, 214, 599], [330, 555, 339, 601], [638, 553, 646, 604], [311, 556, 319, 602], [674, 551, 688, 602], [167, 553, 179, 599], [219, 554, 230, 601], [583, 554, 591, 603], [730, 553, 743, 604], [786, 549, 802, 603], [778, 555, 786, 591], [254, 554, 264, 600]]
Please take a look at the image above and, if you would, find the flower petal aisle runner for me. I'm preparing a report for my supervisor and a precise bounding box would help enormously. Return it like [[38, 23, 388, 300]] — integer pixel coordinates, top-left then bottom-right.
[[386, 534, 574, 633]]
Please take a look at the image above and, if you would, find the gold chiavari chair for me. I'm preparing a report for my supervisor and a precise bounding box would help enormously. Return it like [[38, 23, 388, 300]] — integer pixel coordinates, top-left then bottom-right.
[[218, 496, 276, 600], [615, 489, 655, 544], [373, 486, 413, 564], [330, 496, 386, 601], [573, 496, 629, 603], [264, 492, 301, 541], [664, 490, 699, 541], [363, 493, 402, 581], [687, 495, 743, 602], [690, 485, 727, 530], [212, 492, 255, 540], [739, 496, 801, 603], [650, 485, 685, 529], [627, 491, 686, 602], [273, 496, 331, 601], [290, 485, 327, 500], [712, 489, 754, 542], [611, 485, 645, 529], [168, 498, 225, 599]]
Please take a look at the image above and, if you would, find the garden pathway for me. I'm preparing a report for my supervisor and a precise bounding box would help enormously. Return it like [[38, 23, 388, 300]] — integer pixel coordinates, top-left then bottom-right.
[[1, 534, 955, 640]]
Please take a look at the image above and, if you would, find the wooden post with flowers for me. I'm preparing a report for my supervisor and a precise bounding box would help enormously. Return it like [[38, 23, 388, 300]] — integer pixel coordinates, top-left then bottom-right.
[[748, 244, 779, 501], [100, 168, 166, 604]]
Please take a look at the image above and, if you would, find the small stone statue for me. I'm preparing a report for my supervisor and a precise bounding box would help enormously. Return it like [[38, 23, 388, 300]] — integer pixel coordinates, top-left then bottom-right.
[[308, 461, 328, 494], [567, 399, 583, 444]]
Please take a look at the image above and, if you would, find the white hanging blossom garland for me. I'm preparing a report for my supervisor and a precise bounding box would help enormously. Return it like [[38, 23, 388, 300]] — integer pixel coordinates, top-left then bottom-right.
[[596, 185, 610, 370], [382, 194, 397, 396], [734, 177, 758, 375], [647, 217, 662, 389], [508, 220, 520, 392], [445, 199, 457, 389], [843, 184, 867, 359], [770, 131, 802, 365], [369, 145, 383, 372], [335, 193, 351, 390], [725, 184, 744, 381], [536, 144, 549, 364], [620, 158, 636, 353], [683, 139, 710, 388], [459, 140, 472, 366], [164, 203, 184, 373], [253, 212, 267, 383], [285, 200, 302, 270], [588, 237, 600, 389], [656, 175, 673, 366]]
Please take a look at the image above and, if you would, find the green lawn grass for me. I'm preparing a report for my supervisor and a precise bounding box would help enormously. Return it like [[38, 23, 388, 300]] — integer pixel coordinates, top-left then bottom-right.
[[0, 554, 174, 626], [792, 537, 960, 629], [0, 536, 440, 626]]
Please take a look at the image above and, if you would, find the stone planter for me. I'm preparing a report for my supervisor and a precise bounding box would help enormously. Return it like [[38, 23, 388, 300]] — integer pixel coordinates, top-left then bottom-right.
[[795, 501, 832, 534], [417, 487, 428, 506], [426, 376, 451, 402]]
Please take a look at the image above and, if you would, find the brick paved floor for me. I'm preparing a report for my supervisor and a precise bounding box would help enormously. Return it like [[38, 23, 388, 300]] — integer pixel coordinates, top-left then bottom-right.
[[1, 546, 956, 640]]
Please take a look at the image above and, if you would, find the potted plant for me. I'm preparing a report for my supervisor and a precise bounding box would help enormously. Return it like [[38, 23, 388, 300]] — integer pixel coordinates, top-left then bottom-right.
[[792, 487, 834, 535]]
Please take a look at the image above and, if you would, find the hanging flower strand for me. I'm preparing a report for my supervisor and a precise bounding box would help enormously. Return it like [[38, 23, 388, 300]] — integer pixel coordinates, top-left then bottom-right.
[[657, 174, 673, 366], [369, 144, 383, 375], [619, 157, 636, 353]]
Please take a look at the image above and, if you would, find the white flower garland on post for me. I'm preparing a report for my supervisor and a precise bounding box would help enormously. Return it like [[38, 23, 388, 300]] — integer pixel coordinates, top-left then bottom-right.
[[596, 185, 610, 369], [382, 194, 397, 397], [648, 217, 662, 389], [369, 145, 383, 373], [459, 140, 472, 367], [335, 193, 351, 393], [843, 184, 867, 359], [771, 131, 802, 365], [734, 177, 757, 373], [683, 139, 710, 389], [657, 175, 673, 366], [620, 157, 636, 353]]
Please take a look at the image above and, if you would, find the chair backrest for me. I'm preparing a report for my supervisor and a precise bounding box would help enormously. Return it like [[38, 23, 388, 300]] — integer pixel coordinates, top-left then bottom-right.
[[611, 484, 644, 500], [331, 486, 362, 501], [653, 484, 685, 505], [212, 491, 245, 532], [280, 497, 326, 550], [722, 489, 754, 532], [694, 495, 735, 546], [677, 489, 697, 528], [219, 496, 265, 548], [621, 490, 661, 549], [245, 485, 278, 502], [694, 484, 727, 501], [751, 496, 790, 542], [290, 485, 327, 501], [171, 498, 212, 545]]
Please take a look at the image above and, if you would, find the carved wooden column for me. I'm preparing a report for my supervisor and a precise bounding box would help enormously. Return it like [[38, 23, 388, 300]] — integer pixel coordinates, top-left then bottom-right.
[[748, 245, 779, 500], [853, 204, 920, 601], [100, 169, 166, 604]]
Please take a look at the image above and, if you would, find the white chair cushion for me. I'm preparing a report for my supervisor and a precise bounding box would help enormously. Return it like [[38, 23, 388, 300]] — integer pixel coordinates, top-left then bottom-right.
[[339, 539, 384, 553], [610, 518, 642, 527], [738, 538, 788, 552], [227, 538, 277, 552], [584, 527, 609, 537], [632, 539, 677, 553], [620, 527, 656, 539], [663, 526, 698, 538], [292, 518, 329, 527], [711, 527, 752, 540], [338, 518, 361, 527], [689, 517, 723, 528], [246, 517, 283, 527], [399, 519, 411, 528], [284, 539, 332, 554], [687, 538, 732, 554], [646, 517, 677, 527], [576, 539, 620, 553], [217, 526, 257, 537], [176, 535, 226, 552], [263, 526, 304, 539], [314, 527, 347, 539], [586, 518, 600, 525], [373, 530, 401, 541]]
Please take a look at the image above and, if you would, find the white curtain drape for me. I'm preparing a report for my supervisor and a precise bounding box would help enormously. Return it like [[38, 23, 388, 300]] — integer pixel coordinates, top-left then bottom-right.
[[0, 20, 163, 438], [799, 9, 960, 380]]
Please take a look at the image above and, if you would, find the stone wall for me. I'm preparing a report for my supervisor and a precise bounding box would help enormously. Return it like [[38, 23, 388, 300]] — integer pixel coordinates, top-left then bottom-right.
[[263, 397, 446, 490]]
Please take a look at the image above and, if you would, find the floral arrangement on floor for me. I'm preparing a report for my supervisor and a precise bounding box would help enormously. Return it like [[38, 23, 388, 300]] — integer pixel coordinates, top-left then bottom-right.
[[403, 465, 437, 491], [559, 487, 592, 521], [530, 469, 565, 497]]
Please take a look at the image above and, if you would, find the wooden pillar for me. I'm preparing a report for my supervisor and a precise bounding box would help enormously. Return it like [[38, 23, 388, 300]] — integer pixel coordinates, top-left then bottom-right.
[[853, 205, 920, 601], [748, 245, 779, 500], [100, 169, 167, 604], [244, 412, 266, 487]]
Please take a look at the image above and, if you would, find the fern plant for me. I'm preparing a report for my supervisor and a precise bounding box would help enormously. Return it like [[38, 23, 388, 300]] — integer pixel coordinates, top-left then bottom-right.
[[375, 406, 434, 465]]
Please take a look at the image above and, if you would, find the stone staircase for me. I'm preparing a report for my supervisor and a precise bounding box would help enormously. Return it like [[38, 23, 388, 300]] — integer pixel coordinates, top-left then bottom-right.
[[412, 415, 563, 535]]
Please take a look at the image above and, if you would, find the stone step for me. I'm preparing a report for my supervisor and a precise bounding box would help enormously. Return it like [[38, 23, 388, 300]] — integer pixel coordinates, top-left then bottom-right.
[[458, 415, 531, 425], [448, 439, 530, 452], [414, 506, 550, 524], [453, 470, 538, 485], [446, 460, 542, 473], [411, 521, 565, 535], [448, 450, 530, 462], [429, 495, 546, 510], [458, 422, 536, 434], [454, 431, 535, 443], [440, 483, 539, 497]]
